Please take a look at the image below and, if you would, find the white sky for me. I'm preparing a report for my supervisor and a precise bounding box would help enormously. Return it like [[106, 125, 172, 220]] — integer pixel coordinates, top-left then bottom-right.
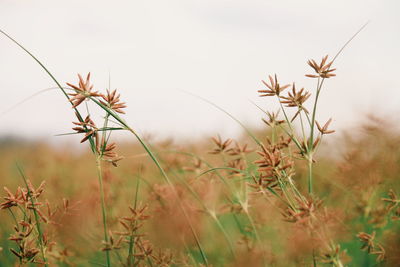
[[0, 0, 399, 143]]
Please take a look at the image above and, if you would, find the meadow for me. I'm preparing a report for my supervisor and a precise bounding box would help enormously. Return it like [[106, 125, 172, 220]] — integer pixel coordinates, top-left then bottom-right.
[[0, 28, 399, 267]]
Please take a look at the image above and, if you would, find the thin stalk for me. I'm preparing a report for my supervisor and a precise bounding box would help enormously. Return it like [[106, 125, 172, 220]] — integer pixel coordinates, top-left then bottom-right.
[[8, 208, 19, 227], [127, 178, 141, 266], [239, 182, 268, 266], [307, 76, 323, 195], [251, 100, 304, 152], [113, 250, 123, 265], [135, 241, 154, 267], [277, 178, 297, 211], [258, 185, 291, 211], [308, 157, 313, 195], [196, 167, 245, 179], [271, 125, 276, 144], [18, 205, 28, 221], [164, 150, 233, 190], [174, 173, 236, 259], [299, 111, 308, 151], [308, 77, 322, 150], [277, 96, 305, 151], [303, 108, 312, 128], [286, 174, 306, 202], [95, 158, 111, 267], [183, 91, 262, 146], [277, 100, 304, 149], [100, 114, 111, 153], [278, 98, 293, 131]]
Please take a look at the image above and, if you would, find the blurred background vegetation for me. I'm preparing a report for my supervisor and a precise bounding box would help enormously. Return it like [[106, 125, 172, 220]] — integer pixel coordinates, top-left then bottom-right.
[[0, 115, 399, 266]]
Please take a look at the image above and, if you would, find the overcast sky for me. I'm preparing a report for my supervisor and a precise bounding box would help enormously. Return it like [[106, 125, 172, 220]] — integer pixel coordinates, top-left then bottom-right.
[[0, 0, 399, 143]]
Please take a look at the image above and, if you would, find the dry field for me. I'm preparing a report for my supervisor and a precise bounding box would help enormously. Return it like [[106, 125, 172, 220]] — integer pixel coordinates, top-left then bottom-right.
[[0, 29, 399, 267]]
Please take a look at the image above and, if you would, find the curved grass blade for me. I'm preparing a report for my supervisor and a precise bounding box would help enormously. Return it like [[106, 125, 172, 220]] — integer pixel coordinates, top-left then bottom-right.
[[182, 91, 262, 146]]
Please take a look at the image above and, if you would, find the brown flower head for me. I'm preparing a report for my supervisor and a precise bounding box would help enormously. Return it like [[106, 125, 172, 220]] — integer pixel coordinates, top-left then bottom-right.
[[66, 73, 102, 108], [100, 89, 127, 114], [262, 111, 285, 127], [209, 135, 232, 154], [306, 55, 336, 79], [316, 118, 335, 135], [280, 83, 311, 110], [72, 114, 98, 144], [226, 158, 245, 176], [226, 141, 253, 156], [252, 142, 294, 189], [357, 232, 376, 253], [0, 187, 24, 209], [357, 232, 386, 262], [182, 158, 203, 173], [258, 74, 290, 97], [282, 197, 323, 224], [370, 243, 386, 262], [98, 141, 124, 167]]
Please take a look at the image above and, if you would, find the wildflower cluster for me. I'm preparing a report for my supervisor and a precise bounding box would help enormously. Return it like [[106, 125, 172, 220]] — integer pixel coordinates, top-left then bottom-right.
[[1, 180, 71, 265], [68, 73, 125, 167], [106, 204, 174, 266]]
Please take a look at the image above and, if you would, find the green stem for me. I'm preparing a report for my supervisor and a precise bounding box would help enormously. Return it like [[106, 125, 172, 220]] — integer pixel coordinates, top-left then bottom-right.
[[299, 111, 308, 151], [251, 101, 304, 152], [8, 208, 19, 227], [96, 158, 111, 267], [307, 77, 323, 195], [127, 177, 141, 266], [309, 78, 322, 149], [308, 157, 313, 195], [278, 99, 302, 147], [175, 174, 236, 259]]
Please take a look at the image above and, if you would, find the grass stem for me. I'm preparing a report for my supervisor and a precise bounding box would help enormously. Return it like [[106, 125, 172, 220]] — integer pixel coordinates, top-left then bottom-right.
[[95, 158, 111, 267]]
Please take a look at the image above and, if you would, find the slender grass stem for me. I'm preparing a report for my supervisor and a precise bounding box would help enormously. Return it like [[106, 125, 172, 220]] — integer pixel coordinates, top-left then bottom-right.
[[95, 158, 111, 267], [309, 78, 322, 149], [251, 100, 304, 152], [173, 173, 236, 259], [7, 208, 19, 228], [307, 75, 323, 195], [277, 178, 297, 212], [308, 157, 313, 195], [127, 178, 140, 266], [183, 91, 262, 146], [243, 209, 268, 266], [299, 112, 308, 150]]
